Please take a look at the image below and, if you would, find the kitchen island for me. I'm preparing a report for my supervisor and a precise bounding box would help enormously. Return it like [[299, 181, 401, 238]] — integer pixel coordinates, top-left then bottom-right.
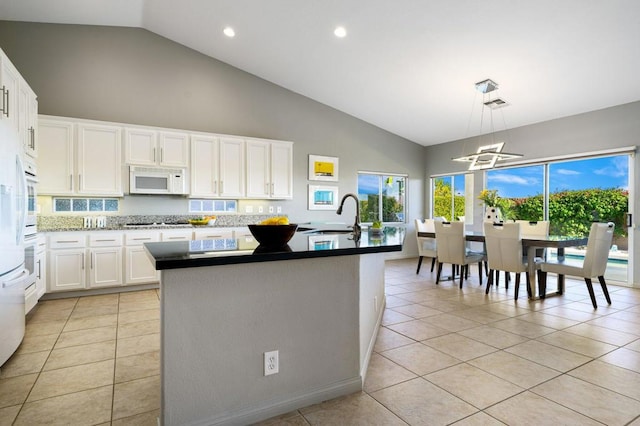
[[145, 226, 404, 426]]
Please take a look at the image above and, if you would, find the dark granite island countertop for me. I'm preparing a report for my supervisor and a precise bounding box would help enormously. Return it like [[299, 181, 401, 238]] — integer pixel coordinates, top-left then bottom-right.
[[149, 226, 405, 425], [144, 226, 405, 270]]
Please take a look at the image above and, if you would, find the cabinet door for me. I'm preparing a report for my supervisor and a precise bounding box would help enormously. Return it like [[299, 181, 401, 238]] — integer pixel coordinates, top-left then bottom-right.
[[77, 123, 123, 195], [38, 119, 75, 195], [125, 246, 160, 285], [125, 127, 157, 165], [159, 131, 189, 167], [36, 247, 46, 298], [26, 93, 38, 158], [0, 53, 20, 132], [48, 249, 86, 292], [88, 247, 123, 288], [219, 137, 245, 198], [245, 140, 270, 198], [190, 135, 219, 197], [270, 141, 293, 199]]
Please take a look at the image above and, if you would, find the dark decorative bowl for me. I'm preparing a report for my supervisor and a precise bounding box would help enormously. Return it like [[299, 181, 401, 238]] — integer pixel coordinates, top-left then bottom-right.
[[248, 224, 298, 247]]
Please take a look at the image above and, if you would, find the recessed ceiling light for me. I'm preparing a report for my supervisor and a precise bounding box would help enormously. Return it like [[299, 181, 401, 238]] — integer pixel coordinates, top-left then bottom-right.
[[223, 27, 235, 38], [334, 26, 347, 38]]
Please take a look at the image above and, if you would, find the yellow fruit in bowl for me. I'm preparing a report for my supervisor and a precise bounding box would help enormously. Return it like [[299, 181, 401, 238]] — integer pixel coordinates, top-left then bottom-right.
[[277, 217, 289, 225]]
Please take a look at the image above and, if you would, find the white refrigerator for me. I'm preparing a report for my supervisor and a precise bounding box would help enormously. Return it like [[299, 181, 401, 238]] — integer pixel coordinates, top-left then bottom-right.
[[0, 119, 28, 366]]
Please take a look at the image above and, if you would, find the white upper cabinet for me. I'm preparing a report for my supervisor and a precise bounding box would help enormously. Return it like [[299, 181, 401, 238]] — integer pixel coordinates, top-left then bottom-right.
[[1, 48, 38, 156], [190, 134, 220, 197], [218, 136, 245, 198], [125, 127, 189, 167], [246, 139, 293, 199], [38, 119, 75, 195], [77, 123, 122, 195], [191, 135, 245, 198], [38, 117, 123, 196], [159, 131, 189, 167], [0, 50, 20, 133]]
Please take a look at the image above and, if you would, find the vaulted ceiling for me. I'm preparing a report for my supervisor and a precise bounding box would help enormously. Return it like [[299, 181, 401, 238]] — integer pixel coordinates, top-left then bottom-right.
[[2, 0, 639, 146]]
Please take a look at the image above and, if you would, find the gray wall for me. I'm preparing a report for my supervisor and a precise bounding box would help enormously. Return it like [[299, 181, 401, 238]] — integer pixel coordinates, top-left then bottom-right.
[[0, 21, 424, 257]]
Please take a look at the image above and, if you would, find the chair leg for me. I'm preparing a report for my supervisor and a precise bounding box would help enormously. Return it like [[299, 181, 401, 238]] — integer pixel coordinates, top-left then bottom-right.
[[495, 271, 500, 288], [485, 269, 494, 294], [460, 265, 464, 289], [525, 272, 531, 299], [537, 271, 547, 299], [416, 256, 423, 274], [504, 271, 509, 289], [436, 262, 443, 285], [478, 261, 483, 285], [585, 278, 598, 309], [598, 276, 612, 305], [514, 273, 521, 300], [557, 274, 565, 295], [430, 257, 436, 272]]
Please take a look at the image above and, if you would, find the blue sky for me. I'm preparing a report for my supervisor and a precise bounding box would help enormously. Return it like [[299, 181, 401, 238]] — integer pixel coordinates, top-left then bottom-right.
[[487, 155, 629, 198]]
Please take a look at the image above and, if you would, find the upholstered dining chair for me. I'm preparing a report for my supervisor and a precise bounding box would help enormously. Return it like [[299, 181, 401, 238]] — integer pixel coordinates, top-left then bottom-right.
[[434, 221, 485, 288], [484, 222, 536, 300], [538, 222, 614, 309], [515, 220, 550, 260], [415, 219, 437, 274]]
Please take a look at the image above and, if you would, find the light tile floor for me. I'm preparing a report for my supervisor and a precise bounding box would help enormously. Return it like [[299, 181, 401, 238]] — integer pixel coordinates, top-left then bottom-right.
[[2, 259, 640, 425]]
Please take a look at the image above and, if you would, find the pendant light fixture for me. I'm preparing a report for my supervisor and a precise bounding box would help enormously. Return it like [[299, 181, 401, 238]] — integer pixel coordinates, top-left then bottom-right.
[[452, 79, 523, 170]]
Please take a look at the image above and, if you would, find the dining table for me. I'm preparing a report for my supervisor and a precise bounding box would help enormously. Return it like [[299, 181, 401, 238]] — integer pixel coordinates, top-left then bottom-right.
[[417, 230, 588, 300]]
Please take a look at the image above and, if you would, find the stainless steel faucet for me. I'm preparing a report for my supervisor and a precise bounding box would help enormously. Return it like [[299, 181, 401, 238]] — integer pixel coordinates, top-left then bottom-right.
[[336, 193, 361, 236]]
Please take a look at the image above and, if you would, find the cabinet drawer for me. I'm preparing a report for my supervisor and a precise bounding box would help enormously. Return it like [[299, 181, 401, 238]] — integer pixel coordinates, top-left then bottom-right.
[[89, 232, 124, 247], [48, 234, 87, 249], [161, 230, 193, 241], [125, 231, 160, 246], [193, 228, 234, 240]]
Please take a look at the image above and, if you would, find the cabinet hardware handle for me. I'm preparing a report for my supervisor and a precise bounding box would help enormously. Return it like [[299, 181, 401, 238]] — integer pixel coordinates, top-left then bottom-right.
[[82, 253, 85, 269], [95, 239, 116, 242], [90, 253, 94, 269], [29, 127, 35, 149], [153, 147, 156, 163], [160, 148, 163, 163], [70, 174, 73, 190], [0, 86, 8, 117], [133, 237, 151, 241], [271, 183, 274, 194], [220, 181, 224, 193], [0, 85, 6, 116], [37, 260, 41, 279], [57, 240, 80, 243], [167, 237, 184, 240], [78, 174, 82, 189]]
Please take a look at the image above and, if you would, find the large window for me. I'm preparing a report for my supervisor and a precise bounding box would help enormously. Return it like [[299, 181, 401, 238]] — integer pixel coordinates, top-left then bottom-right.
[[486, 165, 545, 220], [432, 174, 466, 221], [357, 173, 406, 224]]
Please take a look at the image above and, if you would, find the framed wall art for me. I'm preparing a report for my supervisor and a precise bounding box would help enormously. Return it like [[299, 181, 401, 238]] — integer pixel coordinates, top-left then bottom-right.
[[308, 185, 339, 210], [308, 155, 339, 181]]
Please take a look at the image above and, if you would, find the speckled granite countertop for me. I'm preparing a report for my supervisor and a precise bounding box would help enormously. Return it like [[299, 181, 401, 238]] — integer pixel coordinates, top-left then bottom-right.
[[37, 214, 280, 232]]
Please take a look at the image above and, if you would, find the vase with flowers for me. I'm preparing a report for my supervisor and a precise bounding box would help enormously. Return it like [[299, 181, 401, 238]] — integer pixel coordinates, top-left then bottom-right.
[[478, 189, 510, 223]]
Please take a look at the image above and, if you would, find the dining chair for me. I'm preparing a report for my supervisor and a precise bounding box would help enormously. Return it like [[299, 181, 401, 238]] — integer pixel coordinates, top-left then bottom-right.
[[483, 222, 535, 300], [434, 221, 485, 288], [538, 222, 614, 309], [415, 218, 437, 274], [515, 220, 549, 260]]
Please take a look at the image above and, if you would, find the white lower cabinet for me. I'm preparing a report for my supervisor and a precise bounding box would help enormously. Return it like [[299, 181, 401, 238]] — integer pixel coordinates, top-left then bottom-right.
[[48, 233, 87, 292], [48, 231, 124, 292], [124, 231, 160, 285], [35, 235, 47, 299], [88, 233, 123, 288]]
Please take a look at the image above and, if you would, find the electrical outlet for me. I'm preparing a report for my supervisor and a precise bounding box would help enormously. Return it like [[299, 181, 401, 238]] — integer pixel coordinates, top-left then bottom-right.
[[245, 205, 253, 213], [264, 350, 279, 376], [258, 206, 264, 213], [269, 206, 274, 213], [277, 206, 282, 213]]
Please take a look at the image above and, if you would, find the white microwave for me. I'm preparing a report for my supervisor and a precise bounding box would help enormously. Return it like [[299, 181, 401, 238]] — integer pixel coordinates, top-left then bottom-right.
[[129, 166, 187, 195]]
